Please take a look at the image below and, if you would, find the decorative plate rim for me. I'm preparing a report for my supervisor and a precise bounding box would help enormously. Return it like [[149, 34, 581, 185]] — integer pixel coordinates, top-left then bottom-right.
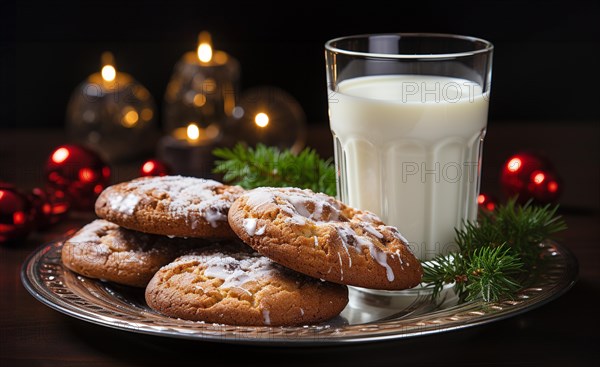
[[21, 239, 578, 346]]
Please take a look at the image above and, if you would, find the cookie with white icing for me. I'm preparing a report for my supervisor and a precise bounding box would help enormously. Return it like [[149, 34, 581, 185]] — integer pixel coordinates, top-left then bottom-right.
[[145, 243, 349, 326], [95, 176, 245, 239], [62, 219, 207, 287], [228, 187, 423, 290]]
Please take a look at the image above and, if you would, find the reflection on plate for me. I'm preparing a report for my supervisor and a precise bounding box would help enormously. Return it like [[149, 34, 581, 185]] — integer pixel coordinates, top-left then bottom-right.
[[21, 240, 577, 345]]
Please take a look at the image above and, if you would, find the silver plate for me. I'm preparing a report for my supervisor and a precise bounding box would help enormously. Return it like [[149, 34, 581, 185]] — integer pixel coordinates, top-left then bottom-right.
[[21, 239, 577, 345]]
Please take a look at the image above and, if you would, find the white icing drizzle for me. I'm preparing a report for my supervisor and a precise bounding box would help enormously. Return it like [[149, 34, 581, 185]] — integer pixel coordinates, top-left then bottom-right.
[[333, 227, 353, 267], [287, 195, 312, 218], [395, 250, 403, 264], [262, 308, 271, 325], [245, 190, 275, 209], [166, 251, 276, 296], [238, 288, 252, 296], [255, 225, 266, 236], [384, 225, 409, 244], [203, 207, 227, 228], [362, 223, 384, 239], [109, 193, 140, 215], [372, 248, 395, 282], [337, 252, 344, 281], [337, 233, 352, 267], [313, 236, 319, 248], [336, 224, 394, 282], [243, 218, 257, 236], [242, 187, 412, 283], [116, 176, 239, 226], [300, 308, 304, 316], [311, 200, 324, 221], [244, 187, 341, 226], [354, 211, 381, 223], [285, 215, 306, 226]]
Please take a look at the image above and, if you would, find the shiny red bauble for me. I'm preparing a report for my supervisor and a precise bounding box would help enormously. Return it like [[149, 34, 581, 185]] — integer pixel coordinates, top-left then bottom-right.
[[500, 151, 562, 204], [527, 169, 562, 204], [140, 159, 171, 177], [29, 187, 71, 229], [0, 185, 33, 244], [44, 144, 111, 211]]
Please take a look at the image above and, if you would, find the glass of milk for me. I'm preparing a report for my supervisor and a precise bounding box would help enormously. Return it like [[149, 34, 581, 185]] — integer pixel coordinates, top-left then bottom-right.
[[325, 33, 493, 260]]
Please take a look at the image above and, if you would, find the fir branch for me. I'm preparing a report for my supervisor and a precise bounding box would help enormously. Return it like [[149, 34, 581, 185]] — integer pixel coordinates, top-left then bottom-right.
[[464, 246, 523, 302], [212, 143, 336, 196], [422, 253, 468, 300], [458, 198, 567, 264], [423, 245, 523, 302], [490, 198, 567, 264], [423, 198, 566, 302]]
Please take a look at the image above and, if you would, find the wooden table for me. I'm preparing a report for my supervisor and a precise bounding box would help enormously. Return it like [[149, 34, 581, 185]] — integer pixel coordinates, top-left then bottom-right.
[[1, 122, 598, 366]]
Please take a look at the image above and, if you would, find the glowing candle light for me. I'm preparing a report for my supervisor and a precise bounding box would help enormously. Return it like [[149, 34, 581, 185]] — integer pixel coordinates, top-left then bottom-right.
[[163, 31, 241, 136], [159, 31, 241, 177], [197, 32, 213, 63], [101, 53, 117, 82], [66, 52, 158, 162], [158, 121, 221, 177], [230, 86, 307, 153], [254, 112, 269, 128]]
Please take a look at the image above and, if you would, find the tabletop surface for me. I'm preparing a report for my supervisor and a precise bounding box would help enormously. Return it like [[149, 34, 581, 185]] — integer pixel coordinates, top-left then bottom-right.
[[1, 122, 599, 366]]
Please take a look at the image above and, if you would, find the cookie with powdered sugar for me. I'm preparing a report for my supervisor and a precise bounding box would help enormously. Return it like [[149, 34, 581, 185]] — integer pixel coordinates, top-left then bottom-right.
[[145, 243, 349, 326], [62, 219, 207, 287], [95, 176, 245, 239], [228, 187, 423, 290]]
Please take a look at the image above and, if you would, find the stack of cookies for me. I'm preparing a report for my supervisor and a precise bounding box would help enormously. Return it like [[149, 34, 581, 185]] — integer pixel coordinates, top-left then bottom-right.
[[62, 175, 422, 327]]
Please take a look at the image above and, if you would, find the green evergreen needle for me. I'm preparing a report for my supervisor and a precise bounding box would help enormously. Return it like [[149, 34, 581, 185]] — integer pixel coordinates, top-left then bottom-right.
[[213, 143, 336, 196], [422, 198, 566, 302]]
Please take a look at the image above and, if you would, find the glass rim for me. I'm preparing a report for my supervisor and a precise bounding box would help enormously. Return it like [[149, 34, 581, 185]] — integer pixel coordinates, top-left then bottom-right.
[[325, 33, 494, 59]]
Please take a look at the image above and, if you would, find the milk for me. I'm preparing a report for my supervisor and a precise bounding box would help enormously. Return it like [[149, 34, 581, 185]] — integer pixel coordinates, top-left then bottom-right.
[[328, 75, 489, 260]]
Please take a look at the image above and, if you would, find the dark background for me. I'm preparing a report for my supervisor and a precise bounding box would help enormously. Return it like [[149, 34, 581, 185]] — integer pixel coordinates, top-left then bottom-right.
[[1, 0, 599, 130]]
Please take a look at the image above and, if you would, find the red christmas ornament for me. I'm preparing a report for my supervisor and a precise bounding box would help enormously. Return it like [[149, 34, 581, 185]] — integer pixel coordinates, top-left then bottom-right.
[[0, 185, 33, 244], [477, 193, 498, 212], [527, 169, 562, 204], [45, 144, 111, 211], [500, 151, 561, 204], [29, 187, 71, 229], [140, 159, 171, 177]]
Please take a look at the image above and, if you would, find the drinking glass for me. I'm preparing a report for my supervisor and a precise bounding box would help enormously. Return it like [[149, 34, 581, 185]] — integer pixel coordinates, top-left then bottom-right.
[[325, 33, 493, 260]]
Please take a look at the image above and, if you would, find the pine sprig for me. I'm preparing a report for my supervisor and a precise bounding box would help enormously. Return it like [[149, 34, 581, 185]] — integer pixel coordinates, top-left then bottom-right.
[[464, 246, 523, 302], [422, 246, 523, 302], [422, 198, 566, 302], [212, 143, 336, 196], [422, 253, 468, 301], [458, 198, 567, 264], [489, 198, 567, 263]]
